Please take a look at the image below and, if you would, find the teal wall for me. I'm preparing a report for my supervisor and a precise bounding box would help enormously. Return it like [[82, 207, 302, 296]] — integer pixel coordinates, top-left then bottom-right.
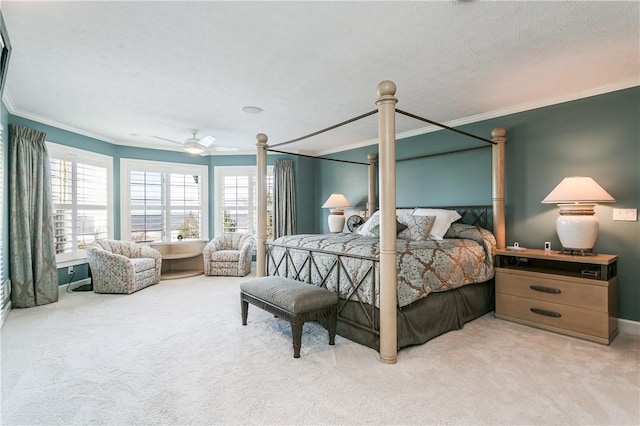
[[316, 87, 639, 322]]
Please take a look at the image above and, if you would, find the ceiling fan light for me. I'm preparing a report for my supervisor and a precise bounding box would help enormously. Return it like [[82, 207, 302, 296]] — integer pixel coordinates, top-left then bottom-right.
[[184, 140, 204, 154]]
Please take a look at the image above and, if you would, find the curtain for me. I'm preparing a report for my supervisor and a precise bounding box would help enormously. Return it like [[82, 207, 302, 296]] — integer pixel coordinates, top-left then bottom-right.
[[273, 159, 296, 239], [8, 125, 58, 308]]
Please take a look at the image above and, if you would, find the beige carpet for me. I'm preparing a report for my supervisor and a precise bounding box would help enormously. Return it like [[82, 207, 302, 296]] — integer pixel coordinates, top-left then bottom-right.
[[1, 271, 638, 425]]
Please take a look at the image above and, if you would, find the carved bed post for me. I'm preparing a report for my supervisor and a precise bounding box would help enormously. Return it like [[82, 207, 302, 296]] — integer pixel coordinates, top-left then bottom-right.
[[256, 133, 268, 277], [491, 128, 507, 250], [367, 153, 377, 217], [376, 80, 398, 364]]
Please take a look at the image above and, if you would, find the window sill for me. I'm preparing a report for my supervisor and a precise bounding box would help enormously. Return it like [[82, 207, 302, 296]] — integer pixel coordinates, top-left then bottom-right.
[[56, 256, 88, 269]]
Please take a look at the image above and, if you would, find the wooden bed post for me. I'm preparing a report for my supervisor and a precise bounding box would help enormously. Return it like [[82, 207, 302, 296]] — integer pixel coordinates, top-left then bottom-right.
[[376, 80, 398, 365], [367, 153, 377, 218], [256, 133, 268, 277], [491, 128, 507, 250]]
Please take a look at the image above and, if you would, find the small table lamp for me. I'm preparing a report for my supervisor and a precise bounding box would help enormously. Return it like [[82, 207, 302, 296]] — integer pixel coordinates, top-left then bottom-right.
[[322, 193, 351, 233], [542, 176, 615, 254]]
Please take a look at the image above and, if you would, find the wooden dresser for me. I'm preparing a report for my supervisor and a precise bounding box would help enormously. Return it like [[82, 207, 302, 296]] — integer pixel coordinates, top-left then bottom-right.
[[494, 248, 618, 344]]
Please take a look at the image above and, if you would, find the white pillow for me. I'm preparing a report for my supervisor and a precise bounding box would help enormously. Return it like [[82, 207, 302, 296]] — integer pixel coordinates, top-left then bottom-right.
[[411, 208, 462, 240], [395, 208, 415, 219], [357, 211, 380, 236]]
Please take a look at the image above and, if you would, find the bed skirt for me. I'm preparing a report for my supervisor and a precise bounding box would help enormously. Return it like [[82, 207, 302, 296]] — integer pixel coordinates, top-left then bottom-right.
[[320, 279, 495, 351]]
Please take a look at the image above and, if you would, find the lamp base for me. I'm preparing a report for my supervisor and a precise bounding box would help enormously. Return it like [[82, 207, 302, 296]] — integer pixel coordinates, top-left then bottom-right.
[[556, 204, 599, 254], [327, 210, 345, 233]]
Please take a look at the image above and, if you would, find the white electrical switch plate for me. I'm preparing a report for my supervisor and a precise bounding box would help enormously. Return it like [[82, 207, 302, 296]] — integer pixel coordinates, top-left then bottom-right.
[[613, 208, 638, 221]]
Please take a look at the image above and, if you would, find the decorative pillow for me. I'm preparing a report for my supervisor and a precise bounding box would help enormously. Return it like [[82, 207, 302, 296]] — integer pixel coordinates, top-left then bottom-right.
[[356, 211, 380, 236], [397, 215, 436, 241], [411, 208, 462, 240], [369, 220, 407, 237]]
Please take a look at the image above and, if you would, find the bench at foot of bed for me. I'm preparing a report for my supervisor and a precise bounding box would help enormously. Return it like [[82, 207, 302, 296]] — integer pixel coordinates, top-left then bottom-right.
[[240, 276, 339, 358]]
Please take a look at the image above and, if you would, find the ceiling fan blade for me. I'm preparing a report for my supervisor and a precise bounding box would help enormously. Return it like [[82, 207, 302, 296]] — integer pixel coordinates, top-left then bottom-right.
[[199, 135, 216, 148], [151, 135, 182, 145]]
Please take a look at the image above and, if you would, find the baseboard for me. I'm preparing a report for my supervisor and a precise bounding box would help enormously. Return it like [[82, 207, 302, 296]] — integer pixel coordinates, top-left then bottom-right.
[[618, 318, 640, 337], [1, 300, 12, 328]]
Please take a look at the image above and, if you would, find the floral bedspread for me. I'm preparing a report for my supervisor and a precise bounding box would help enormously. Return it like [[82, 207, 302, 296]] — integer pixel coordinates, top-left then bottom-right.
[[266, 223, 496, 308]]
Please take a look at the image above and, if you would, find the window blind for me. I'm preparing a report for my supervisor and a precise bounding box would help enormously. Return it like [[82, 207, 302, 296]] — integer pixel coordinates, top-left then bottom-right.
[[48, 143, 113, 263], [215, 166, 273, 238], [128, 169, 204, 242]]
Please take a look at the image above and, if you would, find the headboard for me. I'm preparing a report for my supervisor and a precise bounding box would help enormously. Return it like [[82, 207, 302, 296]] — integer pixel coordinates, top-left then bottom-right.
[[397, 205, 492, 231]]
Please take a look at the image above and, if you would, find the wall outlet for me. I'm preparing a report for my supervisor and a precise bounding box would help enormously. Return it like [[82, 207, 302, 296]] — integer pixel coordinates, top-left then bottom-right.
[[613, 208, 638, 221], [67, 266, 74, 275]]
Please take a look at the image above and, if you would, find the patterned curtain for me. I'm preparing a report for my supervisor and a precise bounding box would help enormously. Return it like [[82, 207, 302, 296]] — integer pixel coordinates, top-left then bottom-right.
[[8, 125, 58, 307], [273, 159, 296, 239]]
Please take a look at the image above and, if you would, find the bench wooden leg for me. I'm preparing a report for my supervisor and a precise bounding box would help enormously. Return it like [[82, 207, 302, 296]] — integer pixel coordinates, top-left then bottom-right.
[[328, 307, 337, 345], [291, 317, 303, 358], [241, 297, 248, 326]]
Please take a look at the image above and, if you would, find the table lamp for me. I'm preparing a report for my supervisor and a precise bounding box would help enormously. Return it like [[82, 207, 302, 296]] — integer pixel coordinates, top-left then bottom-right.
[[541, 176, 615, 254], [322, 193, 351, 233]]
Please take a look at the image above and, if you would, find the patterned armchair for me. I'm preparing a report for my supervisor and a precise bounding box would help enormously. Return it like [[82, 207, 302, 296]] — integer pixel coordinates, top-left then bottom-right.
[[203, 233, 255, 277], [85, 240, 162, 294]]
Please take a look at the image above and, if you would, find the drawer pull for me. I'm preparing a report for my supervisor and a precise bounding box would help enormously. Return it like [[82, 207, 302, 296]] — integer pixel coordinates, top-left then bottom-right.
[[530, 307, 561, 318], [530, 285, 561, 294]]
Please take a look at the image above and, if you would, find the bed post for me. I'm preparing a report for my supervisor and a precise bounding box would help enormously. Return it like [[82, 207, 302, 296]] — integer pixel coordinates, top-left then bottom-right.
[[367, 153, 377, 217], [491, 128, 507, 250], [256, 133, 268, 277], [376, 80, 398, 365]]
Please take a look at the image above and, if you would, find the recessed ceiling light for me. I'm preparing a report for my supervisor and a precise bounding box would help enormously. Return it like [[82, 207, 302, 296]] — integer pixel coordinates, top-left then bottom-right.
[[241, 106, 263, 114]]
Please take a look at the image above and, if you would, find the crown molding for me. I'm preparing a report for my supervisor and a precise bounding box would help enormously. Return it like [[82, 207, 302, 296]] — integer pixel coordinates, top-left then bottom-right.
[[313, 79, 640, 156], [3, 89, 116, 143]]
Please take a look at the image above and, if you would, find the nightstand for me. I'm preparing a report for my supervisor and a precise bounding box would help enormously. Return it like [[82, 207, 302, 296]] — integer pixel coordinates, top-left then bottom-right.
[[494, 248, 618, 344]]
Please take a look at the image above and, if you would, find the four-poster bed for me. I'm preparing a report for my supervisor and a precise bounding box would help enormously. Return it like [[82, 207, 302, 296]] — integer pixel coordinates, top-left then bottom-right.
[[255, 81, 506, 364]]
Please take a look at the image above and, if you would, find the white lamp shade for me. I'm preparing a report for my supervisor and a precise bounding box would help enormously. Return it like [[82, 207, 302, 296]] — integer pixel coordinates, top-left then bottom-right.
[[322, 193, 351, 209], [542, 176, 615, 204]]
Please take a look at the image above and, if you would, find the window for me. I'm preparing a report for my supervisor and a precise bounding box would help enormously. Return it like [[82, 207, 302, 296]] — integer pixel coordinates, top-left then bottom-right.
[[214, 166, 273, 238], [121, 159, 208, 243], [48, 143, 114, 264]]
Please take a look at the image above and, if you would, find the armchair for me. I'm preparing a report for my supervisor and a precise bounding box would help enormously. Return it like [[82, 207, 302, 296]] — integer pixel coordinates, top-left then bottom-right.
[[85, 240, 162, 294], [203, 233, 255, 277]]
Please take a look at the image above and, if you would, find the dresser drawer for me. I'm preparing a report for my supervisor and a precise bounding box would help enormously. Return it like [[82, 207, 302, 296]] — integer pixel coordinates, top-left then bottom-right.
[[496, 293, 610, 339], [496, 269, 608, 312]]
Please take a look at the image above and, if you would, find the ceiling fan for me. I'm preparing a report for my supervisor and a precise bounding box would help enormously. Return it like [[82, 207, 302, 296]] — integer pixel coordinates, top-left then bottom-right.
[[152, 130, 240, 155]]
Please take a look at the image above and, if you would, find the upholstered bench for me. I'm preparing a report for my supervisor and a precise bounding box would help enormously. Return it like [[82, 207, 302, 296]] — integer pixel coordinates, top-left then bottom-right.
[[240, 276, 339, 358]]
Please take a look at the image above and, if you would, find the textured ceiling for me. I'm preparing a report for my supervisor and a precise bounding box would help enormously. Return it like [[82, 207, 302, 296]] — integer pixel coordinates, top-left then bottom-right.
[[2, 1, 638, 155]]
